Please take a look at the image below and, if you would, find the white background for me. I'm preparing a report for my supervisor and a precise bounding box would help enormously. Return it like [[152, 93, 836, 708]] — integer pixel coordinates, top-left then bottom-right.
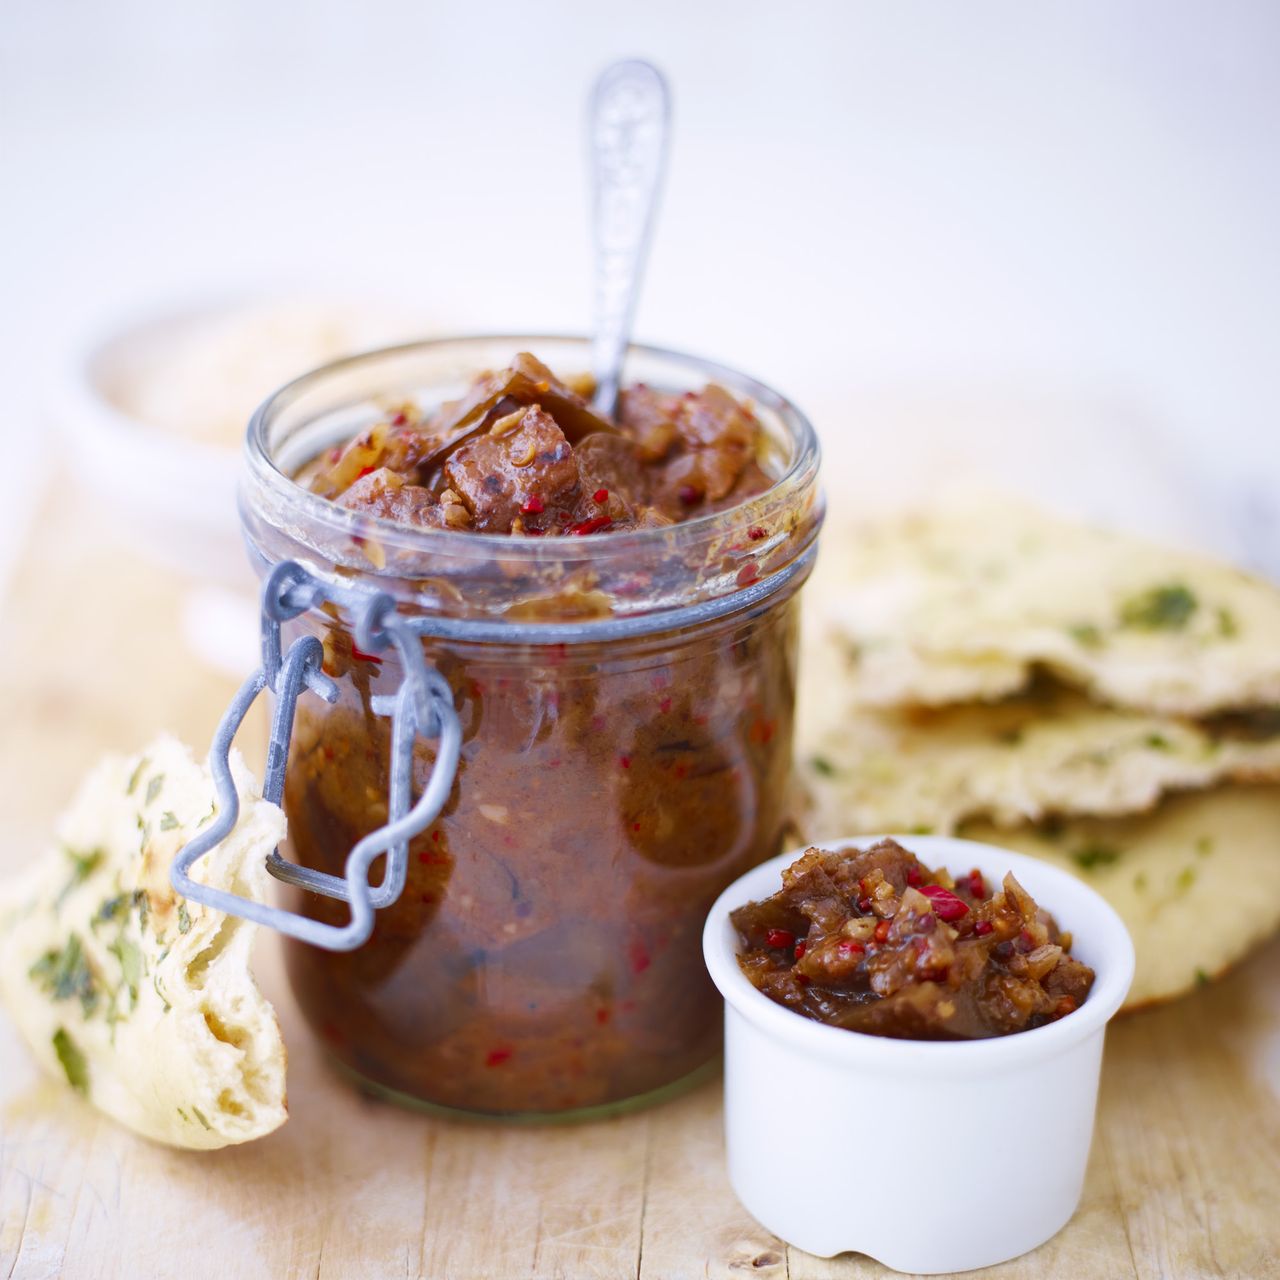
[[3, 0, 1278, 583]]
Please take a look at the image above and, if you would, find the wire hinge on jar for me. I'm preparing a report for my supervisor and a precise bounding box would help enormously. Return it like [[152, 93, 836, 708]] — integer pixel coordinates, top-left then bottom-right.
[[170, 560, 462, 952]]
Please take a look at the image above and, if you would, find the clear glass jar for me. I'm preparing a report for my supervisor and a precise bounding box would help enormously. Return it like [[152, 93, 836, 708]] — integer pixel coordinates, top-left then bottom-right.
[[240, 336, 823, 1118]]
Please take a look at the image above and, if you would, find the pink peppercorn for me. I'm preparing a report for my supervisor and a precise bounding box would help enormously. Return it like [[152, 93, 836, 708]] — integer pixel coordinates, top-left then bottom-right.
[[918, 884, 970, 922]]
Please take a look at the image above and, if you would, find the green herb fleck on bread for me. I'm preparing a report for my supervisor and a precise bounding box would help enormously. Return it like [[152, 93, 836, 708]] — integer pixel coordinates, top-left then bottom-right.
[[52, 1027, 89, 1095], [1119, 583, 1198, 631]]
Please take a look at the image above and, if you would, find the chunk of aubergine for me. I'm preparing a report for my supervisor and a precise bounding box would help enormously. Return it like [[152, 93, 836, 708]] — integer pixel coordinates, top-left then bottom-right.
[[431, 351, 617, 444], [442, 404, 580, 532]]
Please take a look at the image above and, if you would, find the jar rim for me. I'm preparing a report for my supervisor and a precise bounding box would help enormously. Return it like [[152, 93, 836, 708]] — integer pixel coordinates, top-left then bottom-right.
[[244, 333, 821, 566]]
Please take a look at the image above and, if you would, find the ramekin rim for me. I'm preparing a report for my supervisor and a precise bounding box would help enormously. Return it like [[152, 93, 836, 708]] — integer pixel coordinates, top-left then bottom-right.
[[703, 834, 1136, 1073]]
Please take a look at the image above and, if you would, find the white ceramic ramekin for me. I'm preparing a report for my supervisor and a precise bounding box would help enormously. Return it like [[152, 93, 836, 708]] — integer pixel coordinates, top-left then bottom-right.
[[703, 835, 1135, 1274]]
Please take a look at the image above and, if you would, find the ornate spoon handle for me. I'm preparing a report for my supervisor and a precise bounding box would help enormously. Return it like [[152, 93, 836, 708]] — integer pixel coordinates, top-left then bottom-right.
[[588, 59, 671, 420]]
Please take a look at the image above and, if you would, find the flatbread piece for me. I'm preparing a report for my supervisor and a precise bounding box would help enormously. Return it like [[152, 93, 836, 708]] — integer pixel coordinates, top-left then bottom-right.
[[798, 683, 1280, 836], [960, 785, 1280, 1009], [0, 735, 287, 1149], [809, 501, 1280, 716]]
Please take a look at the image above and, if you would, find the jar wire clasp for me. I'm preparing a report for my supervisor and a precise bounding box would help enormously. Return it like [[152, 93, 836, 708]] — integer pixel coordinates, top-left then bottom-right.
[[170, 560, 462, 951]]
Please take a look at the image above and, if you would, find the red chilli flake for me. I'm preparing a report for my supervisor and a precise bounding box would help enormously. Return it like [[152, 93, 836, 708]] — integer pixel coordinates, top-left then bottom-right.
[[567, 515, 613, 536], [968, 869, 987, 899], [748, 526, 767, 541], [793, 940, 807, 960], [619, 755, 631, 770], [765, 928, 795, 949], [485, 1047, 514, 1068], [677, 484, 701, 506], [906, 867, 924, 887], [973, 920, 994, 937], [351, 643, 383, 665], [593, 488, 609, 504], [628, 940, 652, 974], [390, 410, 409, 427], [874, 919, 892, 944], [736, 563, 759, 587], [857, 896, 873, 913], [918, 884, 970, 922], [520, 495, 545, 514], [838, 939, 865, 958]]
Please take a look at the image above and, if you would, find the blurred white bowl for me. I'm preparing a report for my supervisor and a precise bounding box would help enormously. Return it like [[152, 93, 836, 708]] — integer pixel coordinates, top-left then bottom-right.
[[55, 297, 246, 585], [54, 291, 432, 586], [51, 292, 431, 672]]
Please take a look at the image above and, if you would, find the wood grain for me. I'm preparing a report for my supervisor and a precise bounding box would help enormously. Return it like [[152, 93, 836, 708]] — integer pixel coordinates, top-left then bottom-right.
[[2, 491, 1279, 1280]]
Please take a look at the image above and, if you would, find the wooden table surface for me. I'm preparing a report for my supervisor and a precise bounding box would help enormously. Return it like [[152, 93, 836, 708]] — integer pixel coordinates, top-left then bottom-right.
[[2, 493, 1279, 1280]]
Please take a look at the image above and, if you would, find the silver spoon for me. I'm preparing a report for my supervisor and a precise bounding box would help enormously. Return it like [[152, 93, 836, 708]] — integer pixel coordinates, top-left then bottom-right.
[[587, 59, 671, 420]]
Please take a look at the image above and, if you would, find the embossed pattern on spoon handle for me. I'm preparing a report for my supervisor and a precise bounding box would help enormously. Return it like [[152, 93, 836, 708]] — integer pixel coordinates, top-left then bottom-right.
[[588, 59, 671, 420]]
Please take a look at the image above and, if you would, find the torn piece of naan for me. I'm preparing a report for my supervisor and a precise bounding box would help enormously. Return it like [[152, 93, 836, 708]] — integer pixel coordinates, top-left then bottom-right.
[[0, 735, 287, 1149], [797, 681, 1280, 837], [809, 501, 1280, 716], [957, 785, 1280, 1010]]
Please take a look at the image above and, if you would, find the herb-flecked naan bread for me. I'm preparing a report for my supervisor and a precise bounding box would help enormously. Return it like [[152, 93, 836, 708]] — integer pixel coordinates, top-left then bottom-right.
[[0, 735, 287, 1149], [797, 683, 1280, 837], [961, 785, 1280, 1009], [810, 501, 1280, 715]]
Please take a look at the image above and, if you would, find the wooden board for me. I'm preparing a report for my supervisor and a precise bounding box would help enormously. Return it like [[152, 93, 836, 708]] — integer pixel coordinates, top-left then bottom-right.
[[2, 492, 1279, 1280]]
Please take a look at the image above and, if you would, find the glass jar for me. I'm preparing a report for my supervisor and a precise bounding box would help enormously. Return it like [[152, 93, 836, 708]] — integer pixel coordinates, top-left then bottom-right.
[[239, 336, 823, 1118]]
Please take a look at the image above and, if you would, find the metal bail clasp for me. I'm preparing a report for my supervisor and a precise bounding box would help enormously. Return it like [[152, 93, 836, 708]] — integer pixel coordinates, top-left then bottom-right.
[[170, 561, 462, 952]]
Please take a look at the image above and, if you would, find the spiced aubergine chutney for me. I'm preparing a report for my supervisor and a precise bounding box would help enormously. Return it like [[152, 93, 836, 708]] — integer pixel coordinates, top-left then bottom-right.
[[732, 840, 1096, 1039], [301, 351, 773, 535]]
